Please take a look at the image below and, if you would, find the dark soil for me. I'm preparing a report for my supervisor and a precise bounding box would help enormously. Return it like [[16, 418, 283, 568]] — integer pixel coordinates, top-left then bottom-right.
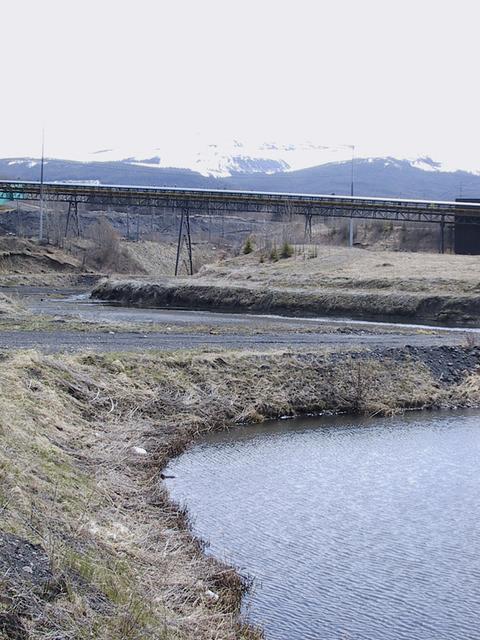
[[0, 532, 111, 638], [0, 532, 63, 637], [0, 532, 58, 599]]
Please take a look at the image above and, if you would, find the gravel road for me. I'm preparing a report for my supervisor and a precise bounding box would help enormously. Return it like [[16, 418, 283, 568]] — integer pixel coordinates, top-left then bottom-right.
[[0, 328, 464, 354], [0, 286, 471, 353]]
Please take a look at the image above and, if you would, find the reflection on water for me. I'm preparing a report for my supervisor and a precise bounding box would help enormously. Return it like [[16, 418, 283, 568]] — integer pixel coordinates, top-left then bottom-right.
[[165, 411, 480, 640]]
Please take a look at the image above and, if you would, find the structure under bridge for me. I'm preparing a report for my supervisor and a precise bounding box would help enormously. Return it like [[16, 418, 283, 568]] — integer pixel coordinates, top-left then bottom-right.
[[1, 180, 480, 272]]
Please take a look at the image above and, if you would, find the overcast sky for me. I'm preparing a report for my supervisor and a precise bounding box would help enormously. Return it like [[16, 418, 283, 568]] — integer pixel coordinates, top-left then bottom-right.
[[2, 0, 480, 169]]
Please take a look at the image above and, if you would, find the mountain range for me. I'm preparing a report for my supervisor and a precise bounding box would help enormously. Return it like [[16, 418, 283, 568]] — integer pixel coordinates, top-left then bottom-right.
[[1, 148, 480, 201]]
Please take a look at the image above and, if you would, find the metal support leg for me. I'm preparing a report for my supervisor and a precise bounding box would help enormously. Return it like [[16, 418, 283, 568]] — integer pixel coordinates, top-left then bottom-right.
[[174, 208, 194, 276], [349, 218, 354, 247], [304, 213, 312, 242], [74, 201, 80, 237], [174, 210, 184, 276], [440, 219, 445, 254], [65, 202, 72, 237], [184, 209, 193, 275]]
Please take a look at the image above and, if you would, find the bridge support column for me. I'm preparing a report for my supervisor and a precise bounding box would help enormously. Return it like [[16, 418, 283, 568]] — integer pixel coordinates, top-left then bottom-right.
[[304, 212, 312, 242], [174, 208, 193, 276], [65, 199, 80, 238], [439, 218, 445, 254], [349, 218, 354, 247]]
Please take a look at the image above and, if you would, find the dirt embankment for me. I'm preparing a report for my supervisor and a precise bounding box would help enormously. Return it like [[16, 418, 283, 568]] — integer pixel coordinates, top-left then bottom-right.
[[0, 236, 104, 287], [0, 235, 226, 286], [0, 237, 83, 274], [2, 345, 480, 639], [92, 278, 480, 326], [92, 247, 480, 325]]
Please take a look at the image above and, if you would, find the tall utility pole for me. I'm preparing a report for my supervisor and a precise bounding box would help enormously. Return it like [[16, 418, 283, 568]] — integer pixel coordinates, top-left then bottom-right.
[[39, 129, 45, 242], [350, 144, 355, 197], [349, 144, 355, 247]]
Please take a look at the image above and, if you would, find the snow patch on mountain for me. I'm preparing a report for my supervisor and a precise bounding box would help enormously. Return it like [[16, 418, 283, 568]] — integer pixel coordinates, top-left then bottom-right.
[[79, 139, 355, 177], [366, 155, 480, 176], [121, 144, 480, 178], [410, 157, 442, 172], [8, 159, 39, 168]]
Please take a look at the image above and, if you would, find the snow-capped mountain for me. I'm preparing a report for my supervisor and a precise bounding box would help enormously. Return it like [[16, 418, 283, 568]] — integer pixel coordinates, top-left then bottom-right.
[[2, 136, 478, 180], [81, 139, 353, 177], [54, 139, 480, 178]]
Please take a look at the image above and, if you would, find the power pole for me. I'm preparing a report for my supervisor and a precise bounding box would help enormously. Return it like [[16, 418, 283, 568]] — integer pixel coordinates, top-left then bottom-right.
[[349, 144, 355, 247], [39, 129, 45, 242]]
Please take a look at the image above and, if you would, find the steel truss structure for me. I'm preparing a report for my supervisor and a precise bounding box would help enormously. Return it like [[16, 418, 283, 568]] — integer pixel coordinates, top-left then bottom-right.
[[2, 180, 480, 263]]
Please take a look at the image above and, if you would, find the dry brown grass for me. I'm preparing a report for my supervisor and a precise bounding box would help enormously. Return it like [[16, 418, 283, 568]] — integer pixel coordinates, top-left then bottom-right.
[[0, 350, 265, 639], [123, 241, 223, 277], [194, 245, 480, 294], [0, 292, 23, 316], [2, 346, 480, 638]]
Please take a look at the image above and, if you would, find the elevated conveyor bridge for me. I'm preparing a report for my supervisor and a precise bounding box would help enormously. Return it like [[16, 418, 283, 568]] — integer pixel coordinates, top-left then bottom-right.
[[1, 180, 479, 272]]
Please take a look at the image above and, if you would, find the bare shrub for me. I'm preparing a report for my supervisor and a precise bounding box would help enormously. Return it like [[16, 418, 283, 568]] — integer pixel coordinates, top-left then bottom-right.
[[46, 210, 67, 247], [85, 217, 140, 273]]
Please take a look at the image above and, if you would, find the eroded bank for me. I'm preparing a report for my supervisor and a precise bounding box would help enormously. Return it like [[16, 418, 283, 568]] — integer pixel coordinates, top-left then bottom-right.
[[92, 279, 480, 326]]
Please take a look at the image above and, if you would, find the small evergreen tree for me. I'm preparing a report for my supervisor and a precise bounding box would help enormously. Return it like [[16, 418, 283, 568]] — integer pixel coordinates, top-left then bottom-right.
[[280, 240, 294, 259], [269, 245, 279, 261], [243, 236, 253, 254]]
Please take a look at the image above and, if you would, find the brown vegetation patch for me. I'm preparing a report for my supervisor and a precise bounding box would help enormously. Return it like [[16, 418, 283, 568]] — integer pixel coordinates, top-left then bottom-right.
[[196, 245, 480, 293], [0, 292, 23, 316]]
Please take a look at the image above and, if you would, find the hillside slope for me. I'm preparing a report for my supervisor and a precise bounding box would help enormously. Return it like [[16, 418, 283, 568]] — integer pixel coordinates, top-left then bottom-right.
[[2, 157, 479, 200]]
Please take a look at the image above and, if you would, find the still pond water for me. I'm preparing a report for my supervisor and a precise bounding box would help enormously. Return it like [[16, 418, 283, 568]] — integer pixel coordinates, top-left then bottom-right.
[[165, 411, 480, 640]]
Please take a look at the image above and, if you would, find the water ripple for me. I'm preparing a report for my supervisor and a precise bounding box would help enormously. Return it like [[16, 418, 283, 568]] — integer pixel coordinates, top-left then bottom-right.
[[166, 411, 480, 640]]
